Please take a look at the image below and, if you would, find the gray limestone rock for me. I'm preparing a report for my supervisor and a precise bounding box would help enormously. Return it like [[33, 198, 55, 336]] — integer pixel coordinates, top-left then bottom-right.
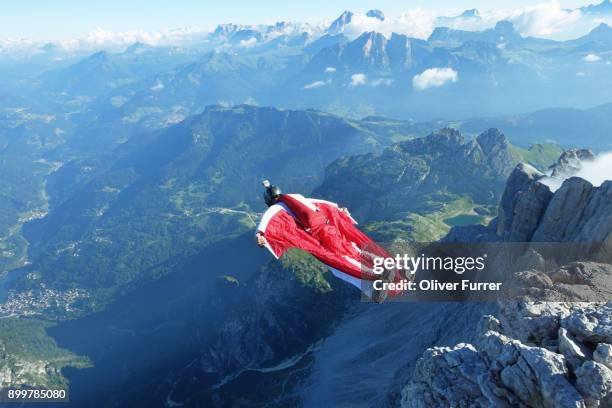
[[575, 361, 612, 407], [593, 343, 612, 371], [497, 164, 553, 241], [558, 327, 590, 371], [562, 304, 612, 344], [532, 177, 594, 242]]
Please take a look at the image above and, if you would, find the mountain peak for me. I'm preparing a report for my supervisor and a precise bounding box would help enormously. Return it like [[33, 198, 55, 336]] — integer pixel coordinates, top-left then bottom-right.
[[476, 128, 509, 153], [591, 22, 612, 34], [328, 11, 354, 34], [125, 42, 152, 54], [346, 31, 389, 65], [89, 50, 110, 62], [491, 20, 523, 43], [428, 27, 452, 41], [356, 30, 386, 40], [572, 22, 612, 45], [427, 128, 465, 146], [494, 20, 517, 34], [213, 23, 242, 36], [459, 8, 480, 18], [366, 9, 385, 21], [548, 149, 595, 178]]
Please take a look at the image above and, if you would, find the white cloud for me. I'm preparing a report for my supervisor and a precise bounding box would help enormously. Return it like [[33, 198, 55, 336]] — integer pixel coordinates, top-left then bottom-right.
[[395, 9, 439, 39], [572, 151, 612, 188], [413, 67, 458, 90], [0, 26, 212, 55], [342, 9, 436, 40], [80, 26, 209, 49], [333, 2, 611, 42], [349, 73, 367, 86], [150, 81, 164, 91], [239, 37, 258, 48], [371, 78, 393, 86], [541, 151, 612, 192], [509, 1, 582, 38], [303, 80, 327, 89], [324, 66, 336, 73], [584, 53, 602, 62], [437, 9, 507, 32]]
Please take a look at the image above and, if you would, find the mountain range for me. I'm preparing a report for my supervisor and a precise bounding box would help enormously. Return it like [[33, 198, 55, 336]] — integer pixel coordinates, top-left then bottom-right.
[[2, 5, 612, 126]]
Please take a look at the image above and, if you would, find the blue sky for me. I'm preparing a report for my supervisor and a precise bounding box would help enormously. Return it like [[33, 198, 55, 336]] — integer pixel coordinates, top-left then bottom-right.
[[1, 0, 596, 40]]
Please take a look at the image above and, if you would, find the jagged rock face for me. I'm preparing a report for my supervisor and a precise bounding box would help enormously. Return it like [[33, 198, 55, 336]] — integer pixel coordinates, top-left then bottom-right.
[[563, 304, 612, 344], [575, 361, 612, 407], [477, 128, 514, 173], [402, 302, 612, 408], [455, 159, 612, 243], [402, 343, 494, 408], [483, 332, 584, 408], [327, 11, 353, 34], [343, 32, 390, 68], [532, 177, 594, 241], [533, 179, 612, 243], [594, 343, 612, 370], [497, 163, 553, 241]]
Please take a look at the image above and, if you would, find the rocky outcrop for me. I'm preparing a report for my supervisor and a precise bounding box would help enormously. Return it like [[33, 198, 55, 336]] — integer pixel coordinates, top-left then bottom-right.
[[533, 179, 612, 243], [402, 343, 495, 408], [403, 303, 612, 408], [405, 153, 612, 407], [449, 161, 612, 244], [496, 163, 553, 241]]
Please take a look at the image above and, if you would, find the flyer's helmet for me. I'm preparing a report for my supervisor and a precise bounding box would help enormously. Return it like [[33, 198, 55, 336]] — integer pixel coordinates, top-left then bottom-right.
[[262, 180, 282, 206]]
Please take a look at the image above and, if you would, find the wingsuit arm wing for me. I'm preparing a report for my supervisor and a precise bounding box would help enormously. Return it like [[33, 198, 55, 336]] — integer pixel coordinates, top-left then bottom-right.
[[256, 204, 322, 259]]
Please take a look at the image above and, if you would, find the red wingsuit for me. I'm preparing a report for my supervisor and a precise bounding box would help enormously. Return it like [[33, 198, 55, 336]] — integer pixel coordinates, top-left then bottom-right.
[[256, 194, 404, 297]]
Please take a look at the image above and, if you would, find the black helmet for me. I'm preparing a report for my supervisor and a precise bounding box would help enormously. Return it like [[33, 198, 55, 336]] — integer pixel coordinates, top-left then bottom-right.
[[262, 180, 282, 206]]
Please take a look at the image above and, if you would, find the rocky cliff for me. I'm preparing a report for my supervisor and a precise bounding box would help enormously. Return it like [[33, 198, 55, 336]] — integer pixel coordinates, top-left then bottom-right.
[[403, 160, 612, 407], [446, 158, 612, 244]]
